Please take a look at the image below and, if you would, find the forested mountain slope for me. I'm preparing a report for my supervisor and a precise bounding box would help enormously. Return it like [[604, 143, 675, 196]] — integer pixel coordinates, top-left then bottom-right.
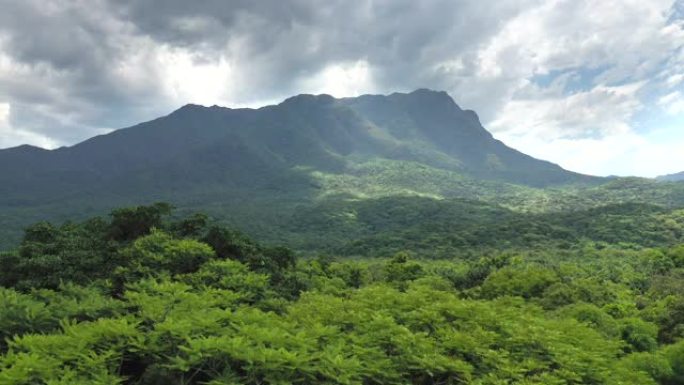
[[2, 90, 683, 250]]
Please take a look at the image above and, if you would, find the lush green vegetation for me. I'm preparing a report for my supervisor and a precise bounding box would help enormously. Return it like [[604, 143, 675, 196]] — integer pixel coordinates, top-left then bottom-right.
[[3, 156, 684, 255], [2, 203, 684, 384], [284, 195, 684, 256]]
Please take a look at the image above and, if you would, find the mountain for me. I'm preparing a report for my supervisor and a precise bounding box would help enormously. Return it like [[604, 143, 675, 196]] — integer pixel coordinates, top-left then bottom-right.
[[337, 90, 592, 186], [658, 171, 684, 182], [0, 89, 594, 195], [0, 89, 605, 248]]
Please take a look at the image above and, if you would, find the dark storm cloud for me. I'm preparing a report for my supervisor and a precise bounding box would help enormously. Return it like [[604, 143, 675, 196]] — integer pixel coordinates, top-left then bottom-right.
[[0, 0, 542, 147], [0, 0, 167, 143], [111, 0, 535, 102], [113, 0, 319, 48]]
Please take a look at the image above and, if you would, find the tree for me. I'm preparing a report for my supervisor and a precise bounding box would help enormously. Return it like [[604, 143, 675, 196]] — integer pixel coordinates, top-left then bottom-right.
[[108, 202, 173, 242]]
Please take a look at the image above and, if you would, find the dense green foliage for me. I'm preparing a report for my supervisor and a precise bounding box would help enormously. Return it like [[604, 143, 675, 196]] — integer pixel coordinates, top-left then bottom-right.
[[281, 196, 684, 256], [2, 204, 684, 384], [3, 162, 684, 254]]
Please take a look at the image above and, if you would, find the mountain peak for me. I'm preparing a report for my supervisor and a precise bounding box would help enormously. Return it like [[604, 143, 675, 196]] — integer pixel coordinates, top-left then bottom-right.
[[180, 103, 206, 110], [169, 103, 234, 120], [408, 88, 450, 97], [463, 109, 481, 124], [389, 89, 462, 110], [173, 103, 209, 113], [3, 144, 48, 153], [657, 171, 684, 182], [280, 93, 336, 106]]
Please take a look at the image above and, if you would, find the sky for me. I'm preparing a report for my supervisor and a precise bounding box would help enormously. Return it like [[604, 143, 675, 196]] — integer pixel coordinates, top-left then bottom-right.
[[0, 0, 683, 177]]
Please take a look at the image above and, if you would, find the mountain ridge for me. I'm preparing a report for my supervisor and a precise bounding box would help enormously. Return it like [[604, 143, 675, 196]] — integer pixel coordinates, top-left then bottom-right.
[[0, 89, 606, 247], [658, 171, 684, 182], [0, 89, 597, 185]]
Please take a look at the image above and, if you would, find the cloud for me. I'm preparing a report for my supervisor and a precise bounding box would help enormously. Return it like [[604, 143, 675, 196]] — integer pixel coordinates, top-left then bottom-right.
[[490, 82, 645, 140], [0, 0, 682, 176], [477, 0, 684, 176], [0, 103, 59, 149], [659, 91, 684, 115], [494, 128, 684, 177], [487, 81, 678, 177], [0, 0, 166, 144], [297, 60, 376, 97], [0, 0, 537, 147], [158, 48, 234, 106]]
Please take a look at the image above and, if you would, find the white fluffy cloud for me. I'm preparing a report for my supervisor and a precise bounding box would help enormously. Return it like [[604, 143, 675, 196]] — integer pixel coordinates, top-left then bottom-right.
[[659, 91, 684, 115], [475, 0, 684, 176], [490, 83, 644, 139], [495, 130, 684, 177]]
